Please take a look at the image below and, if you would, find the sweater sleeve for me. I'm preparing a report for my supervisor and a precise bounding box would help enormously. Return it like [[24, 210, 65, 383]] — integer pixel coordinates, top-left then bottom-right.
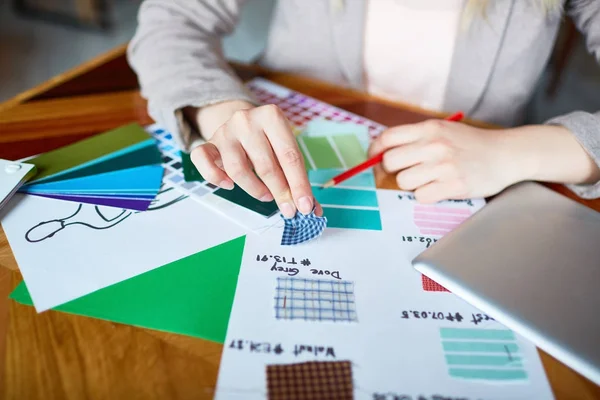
[[544, 0, 600, 199], [127, 0, 259, 151]]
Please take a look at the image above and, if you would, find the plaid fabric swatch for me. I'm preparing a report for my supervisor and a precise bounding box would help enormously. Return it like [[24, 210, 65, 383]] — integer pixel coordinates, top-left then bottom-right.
[[280, 209, 327, 246], [422, 274, 450, 292], [267, 361, 354, 400], [275, 277, 357, 322]]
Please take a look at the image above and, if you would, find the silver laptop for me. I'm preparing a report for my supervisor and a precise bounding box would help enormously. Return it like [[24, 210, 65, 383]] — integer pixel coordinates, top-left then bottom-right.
[[413, 182, 600, 385]]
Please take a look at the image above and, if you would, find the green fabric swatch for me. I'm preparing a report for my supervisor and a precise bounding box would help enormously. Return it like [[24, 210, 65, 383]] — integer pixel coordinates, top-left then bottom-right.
[[180, 151, 205, 182], [442, 341, 520, 353], [332, 134, 366, 166], [440, 327, 515, 340], [28, 123, 151, 182], [448, 368, 528, 380], [214, 185, 279, 217], [10, 236, 246, 344], [445, 354, 522, 366], [32, 143, 162, 184], [300, 136, 343, 169]]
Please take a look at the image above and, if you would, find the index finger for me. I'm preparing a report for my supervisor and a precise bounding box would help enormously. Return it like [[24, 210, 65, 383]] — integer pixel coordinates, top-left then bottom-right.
[[369, 122, 429, 156], [257, 105, 314, 215]]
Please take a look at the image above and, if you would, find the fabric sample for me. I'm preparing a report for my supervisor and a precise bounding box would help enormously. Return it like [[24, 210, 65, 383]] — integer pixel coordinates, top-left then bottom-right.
[[266, 361, 354, 400], [440, 328, 528, 381], [274, 277, 357, 322], [422, 275, 450, 292], [280, 210, 327, 246]]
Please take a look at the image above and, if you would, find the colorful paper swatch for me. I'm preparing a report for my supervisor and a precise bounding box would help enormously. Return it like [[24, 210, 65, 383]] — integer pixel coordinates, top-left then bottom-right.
[[19, 124, 164, 211], [213, 185, 279, 217], [10, 236, 247, 343], [24, 165, 164, 195], [440, 327, 528, 381], [31, 193, 152, 211], [32, 141, 162, 184], [298, 134, 366, 170], [25, 123, 154, 183], [309, 169, 382, 231], [180, 151, 205, 182]]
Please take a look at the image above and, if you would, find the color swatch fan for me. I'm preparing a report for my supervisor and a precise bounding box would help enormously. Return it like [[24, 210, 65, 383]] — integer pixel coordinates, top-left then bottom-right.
[[19, 123, 164, 211]]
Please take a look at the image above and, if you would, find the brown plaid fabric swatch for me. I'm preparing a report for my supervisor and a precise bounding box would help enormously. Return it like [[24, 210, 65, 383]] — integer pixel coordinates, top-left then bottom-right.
[[266, 360, 354, 400]]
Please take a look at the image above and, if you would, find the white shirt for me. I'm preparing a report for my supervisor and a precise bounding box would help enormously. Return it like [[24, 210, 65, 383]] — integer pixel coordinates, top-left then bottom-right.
[[363, 0, 465, 111]]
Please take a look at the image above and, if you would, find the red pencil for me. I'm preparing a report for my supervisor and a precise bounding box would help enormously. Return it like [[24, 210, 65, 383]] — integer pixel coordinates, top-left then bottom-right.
[[322, 112, 464, 189]]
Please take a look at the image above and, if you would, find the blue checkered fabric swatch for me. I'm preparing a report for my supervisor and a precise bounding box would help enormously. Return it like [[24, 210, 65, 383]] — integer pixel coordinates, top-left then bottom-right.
[[274, 277, 357, 322], [280, 209, 327, 246]]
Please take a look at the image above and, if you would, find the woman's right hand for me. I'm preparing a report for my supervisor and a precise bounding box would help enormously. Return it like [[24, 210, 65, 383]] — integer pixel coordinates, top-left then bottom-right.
[[189, 101, 321, 219]]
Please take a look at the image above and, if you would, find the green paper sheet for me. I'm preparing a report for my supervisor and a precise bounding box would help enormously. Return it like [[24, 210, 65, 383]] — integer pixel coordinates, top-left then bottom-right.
[[181, 151, 205, 182], [34, 142, 162, 184], [10, 236, 246, 344], [28, 123, 152, 182]]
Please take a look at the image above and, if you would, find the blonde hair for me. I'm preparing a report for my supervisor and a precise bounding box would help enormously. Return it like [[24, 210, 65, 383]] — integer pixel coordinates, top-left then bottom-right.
[[463, 0, 563, 23]]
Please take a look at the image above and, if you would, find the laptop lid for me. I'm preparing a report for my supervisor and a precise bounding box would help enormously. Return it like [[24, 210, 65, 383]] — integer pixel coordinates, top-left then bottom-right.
[[413, 182, 600, 385]]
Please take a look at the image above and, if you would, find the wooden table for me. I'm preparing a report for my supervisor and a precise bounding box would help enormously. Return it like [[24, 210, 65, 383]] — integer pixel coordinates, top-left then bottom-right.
[[1, 44, 599, 400]]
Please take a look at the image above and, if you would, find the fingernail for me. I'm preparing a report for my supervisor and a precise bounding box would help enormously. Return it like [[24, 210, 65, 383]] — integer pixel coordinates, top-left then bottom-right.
[[260, 193, 274, 202], [297, 196, 313, 215], [219, 180, 234, 190], [279, 202, 296, 219]]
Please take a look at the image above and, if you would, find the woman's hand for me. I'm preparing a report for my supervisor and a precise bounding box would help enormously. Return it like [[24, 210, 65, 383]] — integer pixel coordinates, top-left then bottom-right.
[[189, 102, 320, 218], [369, 119, 521, 203], [369, 119, 600, 203]]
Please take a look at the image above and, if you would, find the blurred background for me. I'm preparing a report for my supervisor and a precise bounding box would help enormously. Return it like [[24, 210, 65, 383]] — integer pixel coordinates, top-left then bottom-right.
[[1, 0, 599, 125]]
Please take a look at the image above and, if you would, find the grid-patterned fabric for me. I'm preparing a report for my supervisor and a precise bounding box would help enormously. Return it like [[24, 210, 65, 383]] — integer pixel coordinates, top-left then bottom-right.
[[281, 210, 327, 246], [266, 361, 354, 400], [275, 277, 357, 322], [422, 274, 450, 292]]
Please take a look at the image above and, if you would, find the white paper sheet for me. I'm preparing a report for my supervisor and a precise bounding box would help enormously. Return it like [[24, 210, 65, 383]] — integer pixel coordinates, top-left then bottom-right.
[[215, 191, 554, 400], [0, 186, 244, 312]]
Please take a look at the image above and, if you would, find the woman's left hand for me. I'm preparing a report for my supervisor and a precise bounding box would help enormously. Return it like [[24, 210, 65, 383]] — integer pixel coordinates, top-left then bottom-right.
[[368, 119, 525, 203]]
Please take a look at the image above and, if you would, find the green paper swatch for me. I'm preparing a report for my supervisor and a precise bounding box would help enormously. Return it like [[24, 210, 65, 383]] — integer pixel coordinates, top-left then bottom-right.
[[35, 142, 162, 184], [214, 185, 278, 217], [321, 207, 382, 230], [313, 186, 378, 208], [300, 136, 343, 169], [332, 134, 366, 166], [181, 151, 205, 182], [10, 236, 246, 344], [28, 123, 151, 182]]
